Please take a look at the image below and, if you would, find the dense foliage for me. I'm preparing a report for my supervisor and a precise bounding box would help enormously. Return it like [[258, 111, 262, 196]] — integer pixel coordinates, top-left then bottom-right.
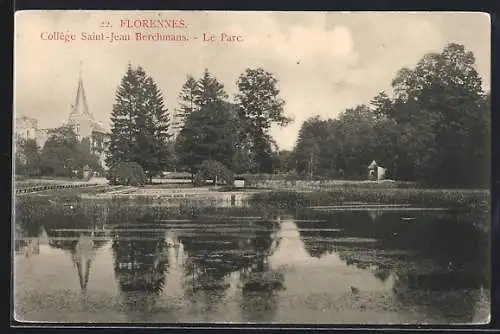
[[15, 125, 102, 178], [107, 161, 146, 186], [15, 138, 42, 176], [16, 43, 489, 189], [293, 43, 490, 188], [174, 68, 288, 177], [106, 64, 173, 181], [235, 68, 292, 173], [193, 160, 235, 187]]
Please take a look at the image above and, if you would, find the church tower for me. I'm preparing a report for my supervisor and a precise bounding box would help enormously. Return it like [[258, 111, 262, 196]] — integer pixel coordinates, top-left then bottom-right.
[[68, 62, 93, 139], [66, 62, 109, 171]]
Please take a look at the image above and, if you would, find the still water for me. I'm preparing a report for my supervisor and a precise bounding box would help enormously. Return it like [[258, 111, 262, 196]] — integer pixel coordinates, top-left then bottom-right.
[[14, 199, 490, 324]]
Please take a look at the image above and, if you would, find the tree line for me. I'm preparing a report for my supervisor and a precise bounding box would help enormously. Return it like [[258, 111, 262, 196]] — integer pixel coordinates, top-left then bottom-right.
[[105, 64, 291, 184], [293, 43, 490, 188], [15, 126, 103, 179], [15, 43, 490, 188]]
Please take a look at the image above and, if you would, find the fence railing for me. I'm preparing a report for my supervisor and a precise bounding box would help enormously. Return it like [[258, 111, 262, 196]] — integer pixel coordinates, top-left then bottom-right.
[[15, 183, 100, 195]]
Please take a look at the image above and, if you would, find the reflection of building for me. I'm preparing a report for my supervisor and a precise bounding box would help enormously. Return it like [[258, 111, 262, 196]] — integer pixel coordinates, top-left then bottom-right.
[[71, 234, 95, 292], [43, 227, 109, 293], [15, 238, 40, 257]]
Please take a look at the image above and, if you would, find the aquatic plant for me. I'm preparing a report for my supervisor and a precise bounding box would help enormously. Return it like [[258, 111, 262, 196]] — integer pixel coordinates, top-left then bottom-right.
[[249, 188, 490, 232]]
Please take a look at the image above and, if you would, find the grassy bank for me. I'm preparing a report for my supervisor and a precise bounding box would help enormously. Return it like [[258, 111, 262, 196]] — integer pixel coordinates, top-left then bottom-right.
[[13, 181, 491, 233], [250, 187, 489, 206], [14, 193, 273, 236], [249, 188, 490, 232]]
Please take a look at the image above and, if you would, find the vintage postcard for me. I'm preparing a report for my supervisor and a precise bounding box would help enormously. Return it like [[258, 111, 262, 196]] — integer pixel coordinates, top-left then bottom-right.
[[13, 10, 491, 325]]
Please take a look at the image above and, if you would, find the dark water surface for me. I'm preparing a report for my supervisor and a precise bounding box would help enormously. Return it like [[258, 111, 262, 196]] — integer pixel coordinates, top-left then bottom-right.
[[14, 198, 490, 324]]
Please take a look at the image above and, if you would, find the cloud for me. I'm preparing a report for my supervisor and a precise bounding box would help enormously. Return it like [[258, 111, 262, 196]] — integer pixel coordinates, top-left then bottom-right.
[[14, 11, 490, 151]]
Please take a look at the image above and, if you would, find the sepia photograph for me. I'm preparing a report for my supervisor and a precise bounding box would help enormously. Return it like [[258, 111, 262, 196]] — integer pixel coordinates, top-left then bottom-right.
[[13, 10, 491, 324]]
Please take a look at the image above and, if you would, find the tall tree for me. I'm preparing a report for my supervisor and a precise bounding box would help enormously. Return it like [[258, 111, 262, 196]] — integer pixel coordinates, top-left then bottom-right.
[[175, 101, 240, 176], [235, 68, 291, 173], [196, 68, 228, 107], [336, 105, 377, 179], [294, 116, 329, 178], [173, 69, 246, 175], [106, 65, 137, 168], [173, 75, 198, 132], [389, 43, 488, 187], [106, 64, 172, 181], [370, 91, 394, 120], [290, 43, 488, 186], [173, 69, 228, 133]]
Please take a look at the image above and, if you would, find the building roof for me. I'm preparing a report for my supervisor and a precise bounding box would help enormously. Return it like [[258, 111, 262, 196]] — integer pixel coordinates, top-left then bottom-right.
[[68, 64, 109, 135], [69, 76, 91, 119], [90, 120, 106, 134], [368, 160, 378, 169]]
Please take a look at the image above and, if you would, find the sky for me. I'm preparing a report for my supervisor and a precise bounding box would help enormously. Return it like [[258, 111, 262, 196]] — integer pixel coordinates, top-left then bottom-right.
[[14, 11, 490, 150]]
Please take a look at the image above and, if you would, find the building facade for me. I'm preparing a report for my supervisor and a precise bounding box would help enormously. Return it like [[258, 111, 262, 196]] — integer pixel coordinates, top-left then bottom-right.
[[15, 116, 38, 141], [15, 116, 50, 148]]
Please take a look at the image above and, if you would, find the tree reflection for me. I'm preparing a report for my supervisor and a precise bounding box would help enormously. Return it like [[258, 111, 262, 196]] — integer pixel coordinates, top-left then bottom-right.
[[296, 209, 489, 286], [296, 208, 489, 322], [180, 223, 245, 311], [15, 197, 52, 255], [239, 220, 284, 323], [36, 207, 108, 293], [111, 225, 169, 313], [15, 218, 42, 256], [392, 272, 485, 323], [44, 209, 108, 253], [177, 217, 283, 319], [295, 212, 341, 258]]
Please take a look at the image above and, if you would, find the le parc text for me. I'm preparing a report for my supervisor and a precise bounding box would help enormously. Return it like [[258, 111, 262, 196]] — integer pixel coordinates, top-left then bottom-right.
[[203, 32, 244, 42]]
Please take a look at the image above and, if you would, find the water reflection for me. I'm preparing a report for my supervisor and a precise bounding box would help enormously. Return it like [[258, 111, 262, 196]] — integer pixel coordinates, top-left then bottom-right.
[[15, 203, 44, 257], [13, 201, 490, 324], [181, 231, 235, 312], [238, 220, 284, 323], [177, 218, 284, 317], [294, 210, 490, 323], [111, 223, 169, 317], [297, 210, 489, 280], [392, 273, 485, 323]]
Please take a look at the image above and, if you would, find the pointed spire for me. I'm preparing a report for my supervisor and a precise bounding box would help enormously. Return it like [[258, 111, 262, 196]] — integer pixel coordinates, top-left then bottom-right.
[[75, 259, 92, 292], [79, 60, 83, 80], [69, 61, 92, 120], [73, 234, 94, 293]]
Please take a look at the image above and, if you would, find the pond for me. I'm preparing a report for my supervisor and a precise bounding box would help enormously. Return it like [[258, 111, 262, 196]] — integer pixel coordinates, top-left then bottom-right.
[[13, 195, 490, 324]]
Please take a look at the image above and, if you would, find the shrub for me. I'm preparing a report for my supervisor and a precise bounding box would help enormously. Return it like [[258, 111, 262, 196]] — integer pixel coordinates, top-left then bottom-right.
[[194, 160, 234, 187], [107, 162, 146, 186], [76, 169, 85, 180]]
